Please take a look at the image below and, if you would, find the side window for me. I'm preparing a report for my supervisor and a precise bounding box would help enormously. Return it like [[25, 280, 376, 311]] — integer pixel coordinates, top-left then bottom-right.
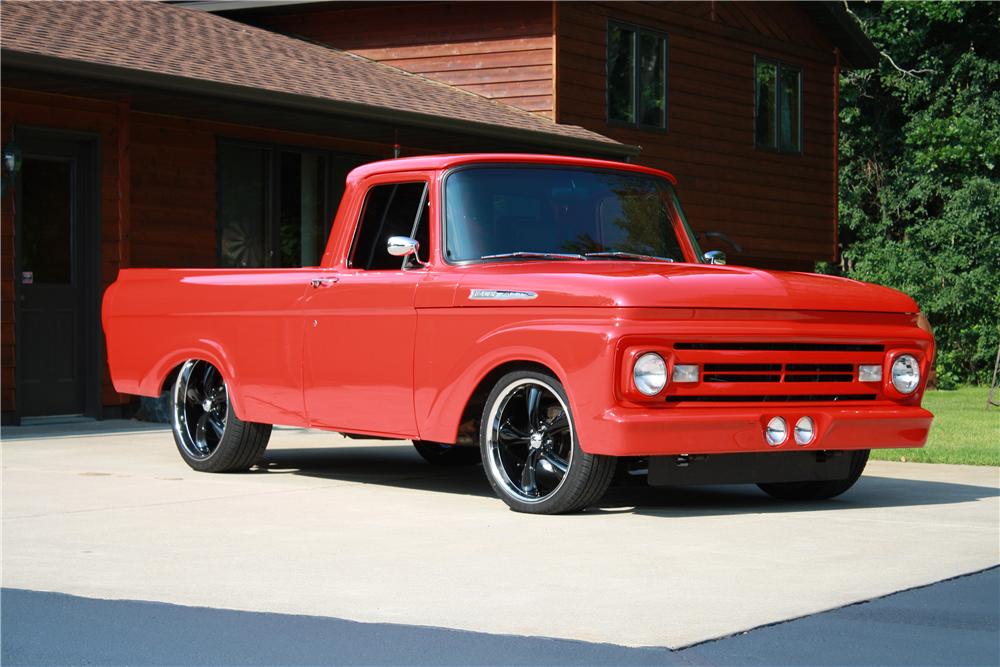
[[350, 182, 429, 270], [755, 58, 802, 153], [607, 22, 668, 130]]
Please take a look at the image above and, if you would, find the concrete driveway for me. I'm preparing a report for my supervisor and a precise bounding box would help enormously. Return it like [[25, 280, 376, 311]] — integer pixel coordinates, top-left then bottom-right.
[[2, 422, 998, 649]]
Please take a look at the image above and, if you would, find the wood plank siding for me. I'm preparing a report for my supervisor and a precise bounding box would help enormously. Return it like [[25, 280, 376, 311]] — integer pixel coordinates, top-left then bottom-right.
[[241, 2, 556, 118], [555, 1, 838, 269]]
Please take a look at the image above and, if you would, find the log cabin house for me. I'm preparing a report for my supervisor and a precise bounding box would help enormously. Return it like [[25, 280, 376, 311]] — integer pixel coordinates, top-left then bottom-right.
[[0, 0, 876, 424]]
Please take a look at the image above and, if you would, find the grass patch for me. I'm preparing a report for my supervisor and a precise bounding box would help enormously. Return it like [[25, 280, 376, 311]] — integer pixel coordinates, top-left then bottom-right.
[[870, 386, 1000, 466]]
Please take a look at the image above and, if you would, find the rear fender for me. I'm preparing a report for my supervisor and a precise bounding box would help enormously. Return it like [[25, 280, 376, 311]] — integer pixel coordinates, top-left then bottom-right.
[[143, 343, 244, 421]]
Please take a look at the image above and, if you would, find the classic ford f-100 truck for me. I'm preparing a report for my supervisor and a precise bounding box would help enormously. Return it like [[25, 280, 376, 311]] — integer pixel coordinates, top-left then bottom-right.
[[103, 154, 934, 514]]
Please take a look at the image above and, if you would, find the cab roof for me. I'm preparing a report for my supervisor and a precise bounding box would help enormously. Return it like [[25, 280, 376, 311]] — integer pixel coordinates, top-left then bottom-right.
[[348, 154, 678, 185]]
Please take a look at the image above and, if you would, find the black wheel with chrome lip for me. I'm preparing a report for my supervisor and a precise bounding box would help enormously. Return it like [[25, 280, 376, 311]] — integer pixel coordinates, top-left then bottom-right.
[[480, 370, 615, 514], [171, 359, 272, 473]]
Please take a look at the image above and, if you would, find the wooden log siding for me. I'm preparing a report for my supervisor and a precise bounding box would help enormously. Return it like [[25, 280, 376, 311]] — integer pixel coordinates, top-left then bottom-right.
[[556, 1, 839, 270], [243, 2, 557, 118]]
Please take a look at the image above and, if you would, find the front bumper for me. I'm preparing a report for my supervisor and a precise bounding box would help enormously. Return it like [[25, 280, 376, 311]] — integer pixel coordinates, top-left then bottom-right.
[[582, 404, 933, 456]]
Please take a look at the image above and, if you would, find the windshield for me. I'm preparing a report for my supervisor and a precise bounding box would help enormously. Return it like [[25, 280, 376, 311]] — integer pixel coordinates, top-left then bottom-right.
[[444, 166, 700, 263]]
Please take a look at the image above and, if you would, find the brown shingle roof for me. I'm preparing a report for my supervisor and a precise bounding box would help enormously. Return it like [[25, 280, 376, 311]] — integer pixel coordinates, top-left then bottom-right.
[[1, 0, 634, 154]]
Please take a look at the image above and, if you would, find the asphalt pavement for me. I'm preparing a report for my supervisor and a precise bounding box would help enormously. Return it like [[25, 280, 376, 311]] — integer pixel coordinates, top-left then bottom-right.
[[3, 567, 997, 665]]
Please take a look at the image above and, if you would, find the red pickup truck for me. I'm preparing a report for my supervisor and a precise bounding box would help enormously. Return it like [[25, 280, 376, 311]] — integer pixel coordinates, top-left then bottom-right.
[[103, 154, 934, 514]]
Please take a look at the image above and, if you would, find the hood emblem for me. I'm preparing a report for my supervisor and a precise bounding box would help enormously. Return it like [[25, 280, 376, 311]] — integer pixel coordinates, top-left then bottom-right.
[[469, 289, 538, 301]]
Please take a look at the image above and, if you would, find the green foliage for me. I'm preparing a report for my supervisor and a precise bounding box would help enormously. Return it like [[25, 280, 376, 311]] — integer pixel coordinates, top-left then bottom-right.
[[836, 1, 1000, 385], [869, 386, 1000, 466]]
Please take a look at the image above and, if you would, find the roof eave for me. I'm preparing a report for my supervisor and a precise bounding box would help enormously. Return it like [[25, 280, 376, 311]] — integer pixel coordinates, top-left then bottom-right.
[[1, 49, 640, 159], [803, 1, 880, 69]]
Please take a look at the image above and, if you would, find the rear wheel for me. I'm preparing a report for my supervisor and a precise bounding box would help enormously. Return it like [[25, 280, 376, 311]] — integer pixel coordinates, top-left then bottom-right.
[[171, 359, 271, 472], [757, 450, 870, 500], [412, 441, 481, 466], [480, 370, 615, 514]]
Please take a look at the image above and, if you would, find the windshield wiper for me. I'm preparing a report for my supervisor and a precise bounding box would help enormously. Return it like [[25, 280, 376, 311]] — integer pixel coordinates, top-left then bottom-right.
[[584, 251, 674, 263], [480, 251, 587, 261]]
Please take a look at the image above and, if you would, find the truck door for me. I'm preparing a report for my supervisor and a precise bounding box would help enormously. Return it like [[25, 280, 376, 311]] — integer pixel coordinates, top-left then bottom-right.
[[302, 178, 430, 436]]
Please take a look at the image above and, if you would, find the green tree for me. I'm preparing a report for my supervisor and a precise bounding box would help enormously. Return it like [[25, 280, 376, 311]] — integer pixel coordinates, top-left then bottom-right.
[[833, 1, 1000, 386]]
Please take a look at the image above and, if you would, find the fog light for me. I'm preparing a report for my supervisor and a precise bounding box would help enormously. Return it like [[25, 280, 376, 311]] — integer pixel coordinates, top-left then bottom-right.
[[794, 417, 815, 445], [672, 364, 699, 383], [633, 353, 667, 396], [765, 417, 787, 446], [858, 364, 882, 382], [891, 354, 921, 394]]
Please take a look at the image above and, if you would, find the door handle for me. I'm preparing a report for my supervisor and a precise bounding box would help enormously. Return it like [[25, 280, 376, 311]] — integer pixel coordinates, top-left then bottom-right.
[[310, 277, 339, 288]]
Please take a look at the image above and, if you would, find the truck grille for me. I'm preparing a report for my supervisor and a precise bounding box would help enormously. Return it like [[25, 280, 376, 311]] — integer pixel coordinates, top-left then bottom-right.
[[667, 341, 885, 405], [703, 363, 855, 384]]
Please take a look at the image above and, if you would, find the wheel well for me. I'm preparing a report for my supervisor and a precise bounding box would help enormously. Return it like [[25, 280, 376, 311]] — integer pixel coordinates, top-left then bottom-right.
[[160, 362, 185, 394], [457, 361, 555, 437]]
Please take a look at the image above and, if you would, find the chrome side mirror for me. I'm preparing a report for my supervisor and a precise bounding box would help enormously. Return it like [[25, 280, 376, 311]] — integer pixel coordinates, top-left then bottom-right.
[[387, 236, 426, 267], [703, 250, 727, 265]]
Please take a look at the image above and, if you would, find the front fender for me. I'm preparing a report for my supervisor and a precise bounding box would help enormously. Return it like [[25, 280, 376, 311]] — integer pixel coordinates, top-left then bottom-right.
[[413, 308, 617, 448]]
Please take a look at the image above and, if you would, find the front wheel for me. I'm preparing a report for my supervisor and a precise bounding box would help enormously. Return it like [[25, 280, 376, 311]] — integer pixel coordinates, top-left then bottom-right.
[[757, 450, 870, 500], [171, 359, 272, 473], [480, 370, 615, 514]]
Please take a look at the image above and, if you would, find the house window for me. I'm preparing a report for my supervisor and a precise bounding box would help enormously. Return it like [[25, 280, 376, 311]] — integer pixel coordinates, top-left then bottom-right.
[[755, 58, 802, 153], [349, 182, 429, 270], [608, 22, 668, 130], [218, 140, 364, 268]]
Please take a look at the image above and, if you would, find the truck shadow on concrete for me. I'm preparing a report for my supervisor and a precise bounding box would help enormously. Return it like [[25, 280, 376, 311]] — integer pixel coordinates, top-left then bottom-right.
[[259, 445, 998, 517]]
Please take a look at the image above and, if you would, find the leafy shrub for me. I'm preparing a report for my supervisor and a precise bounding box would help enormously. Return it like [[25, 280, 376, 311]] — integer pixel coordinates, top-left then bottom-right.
[[834, 1, 1000, 385]]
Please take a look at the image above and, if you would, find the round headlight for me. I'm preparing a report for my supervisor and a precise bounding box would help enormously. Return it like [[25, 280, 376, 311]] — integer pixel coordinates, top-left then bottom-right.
[[794, 417, 815, 445], [765, 417, 787, 446], [891, 354, 921, 394], [633, 353, 667, 396]]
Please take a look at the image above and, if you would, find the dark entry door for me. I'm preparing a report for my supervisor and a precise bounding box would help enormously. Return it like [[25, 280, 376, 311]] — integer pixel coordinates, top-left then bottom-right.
[[15, 132, 98, 418]]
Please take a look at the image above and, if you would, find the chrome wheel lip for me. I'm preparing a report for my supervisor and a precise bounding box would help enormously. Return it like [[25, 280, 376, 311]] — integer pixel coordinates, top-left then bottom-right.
[[485, 377, 573, 505], [172, 360, 229, 461]]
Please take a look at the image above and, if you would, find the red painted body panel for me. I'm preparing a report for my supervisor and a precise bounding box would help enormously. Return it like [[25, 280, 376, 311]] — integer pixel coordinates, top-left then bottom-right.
[[103, 154, 934, 455]]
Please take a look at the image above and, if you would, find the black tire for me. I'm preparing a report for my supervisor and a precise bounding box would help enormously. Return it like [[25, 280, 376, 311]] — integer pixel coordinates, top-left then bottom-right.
[[171, 359, 272, 473], [413, 440, 482, 466], [479, 370, 615, 514], [757, 450, 870, 501]]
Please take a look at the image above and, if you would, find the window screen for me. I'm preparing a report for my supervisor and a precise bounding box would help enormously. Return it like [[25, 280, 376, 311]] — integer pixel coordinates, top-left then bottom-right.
[[351, 182, 429, 270]]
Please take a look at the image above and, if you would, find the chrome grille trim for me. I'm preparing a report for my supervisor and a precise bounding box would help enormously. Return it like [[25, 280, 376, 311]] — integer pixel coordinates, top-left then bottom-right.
[[665, 394, 878, 404], [674, 342, 884, 352]]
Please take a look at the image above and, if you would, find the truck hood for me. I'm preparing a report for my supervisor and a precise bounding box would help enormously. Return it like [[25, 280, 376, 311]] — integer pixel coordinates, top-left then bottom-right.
[[455, 261, 919, 313]]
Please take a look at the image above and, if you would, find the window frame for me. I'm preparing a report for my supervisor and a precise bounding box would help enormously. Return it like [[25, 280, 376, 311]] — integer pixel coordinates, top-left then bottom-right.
[[606, 20, 669, 133], [347, 179, 431, 271], [438, 163, 692, 266], [753, 56, 804, 155]]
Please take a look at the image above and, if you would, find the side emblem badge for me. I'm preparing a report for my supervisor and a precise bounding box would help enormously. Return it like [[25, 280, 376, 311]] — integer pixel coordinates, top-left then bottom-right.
[[469, 289, 538, 301]]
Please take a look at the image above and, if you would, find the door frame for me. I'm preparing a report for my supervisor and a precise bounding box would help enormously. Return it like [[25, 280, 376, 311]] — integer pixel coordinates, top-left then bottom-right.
[[12, 126, 102, 422]]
